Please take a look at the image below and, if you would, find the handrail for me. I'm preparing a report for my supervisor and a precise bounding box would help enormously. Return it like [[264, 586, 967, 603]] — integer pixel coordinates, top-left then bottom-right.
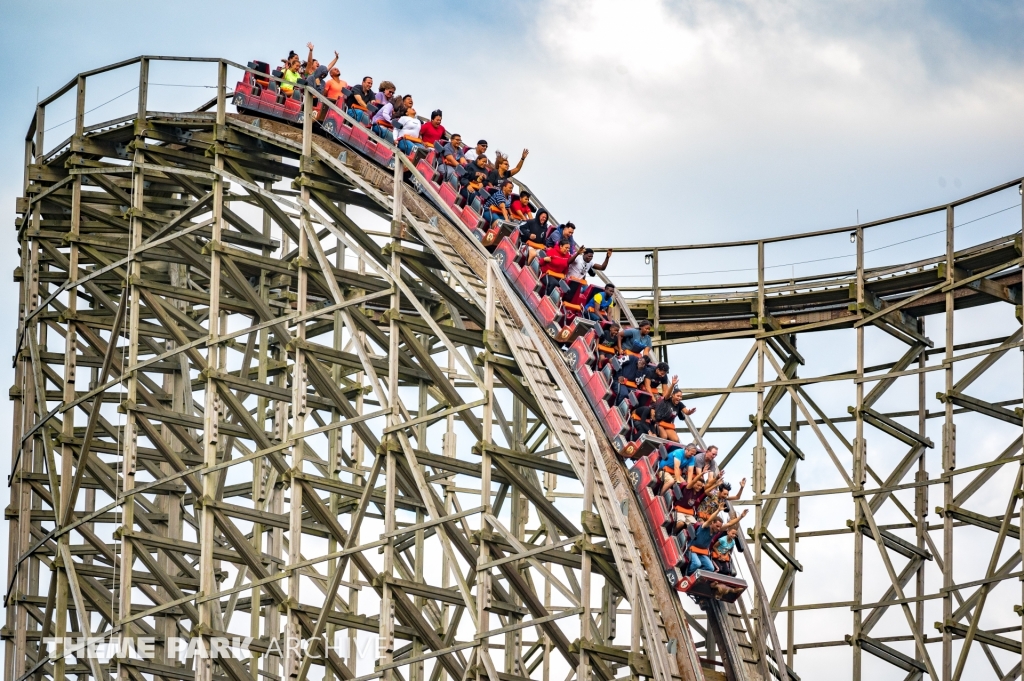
[[29, 55, 1022, 256], [607, 231, 1020, 301], [593, 176, 1023, 253]]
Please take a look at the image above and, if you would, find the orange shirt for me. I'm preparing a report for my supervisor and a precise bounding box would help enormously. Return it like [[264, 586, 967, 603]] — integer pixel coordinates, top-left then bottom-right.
[[323, 78, 347, 102]]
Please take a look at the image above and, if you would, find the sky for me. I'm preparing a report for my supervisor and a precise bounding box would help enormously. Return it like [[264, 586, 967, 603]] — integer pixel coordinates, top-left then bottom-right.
[[2, 1, 1024, 678]]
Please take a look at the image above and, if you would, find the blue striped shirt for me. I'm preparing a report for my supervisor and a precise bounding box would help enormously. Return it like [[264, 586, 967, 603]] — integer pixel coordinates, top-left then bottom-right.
[[485, 189, 511, 210]]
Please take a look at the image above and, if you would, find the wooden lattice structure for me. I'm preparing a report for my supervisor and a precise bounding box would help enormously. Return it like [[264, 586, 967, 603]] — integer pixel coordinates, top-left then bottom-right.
[[6, 56, 1024, 681]]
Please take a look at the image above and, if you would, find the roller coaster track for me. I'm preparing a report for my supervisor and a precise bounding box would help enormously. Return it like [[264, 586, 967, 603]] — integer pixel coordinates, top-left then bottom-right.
[[9, 56, 1024, 681], [238, 114, 709, 681]]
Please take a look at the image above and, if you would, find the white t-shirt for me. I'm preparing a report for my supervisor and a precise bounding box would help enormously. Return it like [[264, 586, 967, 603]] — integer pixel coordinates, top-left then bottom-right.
[[465, 148, 484, 162], [394, 116, 421, 142], [566, 257, 590, 280]]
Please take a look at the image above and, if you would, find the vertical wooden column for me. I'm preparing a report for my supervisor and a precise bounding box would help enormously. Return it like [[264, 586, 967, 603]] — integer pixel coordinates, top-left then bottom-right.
[[786, 367, 799, 669], [852, 224, 865, 681], [506, 397, 526, 675], [577, 443, 595, 680], [440, 350, 457, 681], [411, 375, 427, 681], [915, 317, 928, 668], [325, 203, 346, 681], [28, 104, 46, 674], [12, 102, 45, 681], [941, 205, 955, 681], [117, 58, 148, 681], [379, 150, 405, 680], [252, 178, 274, 680], [651, 249, 661, 360], [53, 73, 85, 681], [6, 133, 32, 681], [476, 263, 497, 679], [347, 223, 364, 673], [753, 241, 766, 577], [284, 83, 314, 681], [196, 59, 225, 681], [629, 572, 641, 681]]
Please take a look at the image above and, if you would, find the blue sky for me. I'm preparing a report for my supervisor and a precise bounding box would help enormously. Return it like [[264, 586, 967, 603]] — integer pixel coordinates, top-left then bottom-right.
[[2, 2, 1024, 677]]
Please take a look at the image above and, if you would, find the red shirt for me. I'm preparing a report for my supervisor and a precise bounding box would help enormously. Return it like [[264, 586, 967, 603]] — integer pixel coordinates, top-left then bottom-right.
[[420, 122, 446, 146], [511, 199, 533, 219], [540, 246, 570, 277]]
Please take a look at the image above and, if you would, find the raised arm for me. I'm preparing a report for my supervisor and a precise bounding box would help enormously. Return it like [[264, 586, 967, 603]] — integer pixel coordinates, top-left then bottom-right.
[[687, 463, 708, 488], [508, 149, 529, 176], [700, 508, 721, 529], [326, 50, 339, 72], [722, 508, 749, 530], [663, 374, 678, 399], [306, 42, 315, 70], [728, 478, 747, 501], [595, 249, 613, 271], [685, 467, 704, 489]]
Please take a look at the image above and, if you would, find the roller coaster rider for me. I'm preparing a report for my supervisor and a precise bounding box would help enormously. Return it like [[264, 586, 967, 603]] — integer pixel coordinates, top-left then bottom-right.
[[484, 179, 515, 223], [672, 468, 709, 532], [614, 353, 649, 405], [518, 209, 551, 262], [438, 133, 465, 183], [303, 43, 336, 94], [281, 54, 302, 96], [630, 404, 656, 440], [595, 321, 619, 368], [460, 173, 487, 209], [546, 222, 577, 254], [698, 477, 745, 523], [618, 319, 654, 357], [538, 238, 572, 295], [654, 389, 696, 442], [462, 155, 491, 190], [712, 525, 741, 577], [344, 76, 374, 124], [644, 361, 678, 399], [370, 82, 397, 141], [687, 506, 747, 576], [657, 442, 697, 495], [582, 282, 616, 322], [511, 191, 534, 221]]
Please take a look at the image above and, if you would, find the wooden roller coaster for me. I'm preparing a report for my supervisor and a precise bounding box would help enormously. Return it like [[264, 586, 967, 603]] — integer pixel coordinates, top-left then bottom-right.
[[7, 56, 1024, 681]]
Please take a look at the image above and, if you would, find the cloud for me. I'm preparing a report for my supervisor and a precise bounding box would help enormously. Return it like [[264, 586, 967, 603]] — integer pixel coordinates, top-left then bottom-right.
[[488, 0, 1024, 244]]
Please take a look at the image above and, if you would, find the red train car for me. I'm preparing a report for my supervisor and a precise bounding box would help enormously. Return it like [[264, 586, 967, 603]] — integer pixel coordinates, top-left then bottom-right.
[[233, 61, 305, 124]]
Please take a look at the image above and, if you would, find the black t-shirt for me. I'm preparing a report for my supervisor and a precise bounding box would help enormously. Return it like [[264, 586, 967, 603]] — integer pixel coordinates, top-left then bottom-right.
[[345, 85, 372, 109], [644, 366, 669, 391], [633, 417, 656, 438], [520, 214, 550, 244], [465, 161, 489, 182], [654, 398, 683, 424], [486, 168, 508, 188], [460, 168, 487, 188], [617, 356, 646, 386]]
